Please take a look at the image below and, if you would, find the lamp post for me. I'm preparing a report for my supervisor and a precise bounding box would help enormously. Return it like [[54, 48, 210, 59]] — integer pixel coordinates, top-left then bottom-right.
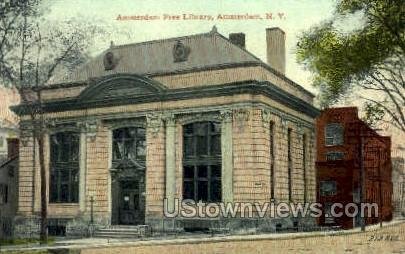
[[90, 196, 94, 225]]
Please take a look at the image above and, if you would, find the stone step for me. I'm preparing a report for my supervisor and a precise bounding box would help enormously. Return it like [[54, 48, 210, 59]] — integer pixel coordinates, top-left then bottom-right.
[[94, 225, 151, 238], [93, 233, 142, 238], [98, 228, 142, 232]]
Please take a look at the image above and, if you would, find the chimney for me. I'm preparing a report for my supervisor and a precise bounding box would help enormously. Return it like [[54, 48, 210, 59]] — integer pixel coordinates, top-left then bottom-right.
[[7, 138, 19, 159], [266, 27, 285, 74], [229, 33, 246, 48]]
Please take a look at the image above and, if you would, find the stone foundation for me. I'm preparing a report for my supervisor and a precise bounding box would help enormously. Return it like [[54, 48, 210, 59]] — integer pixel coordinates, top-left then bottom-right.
[[12, 215, 111, 238], [146, 216, 316, 234]]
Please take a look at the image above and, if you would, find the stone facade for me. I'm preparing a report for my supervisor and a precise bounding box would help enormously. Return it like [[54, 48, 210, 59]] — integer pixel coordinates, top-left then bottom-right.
[[12, 28, 319, 237]]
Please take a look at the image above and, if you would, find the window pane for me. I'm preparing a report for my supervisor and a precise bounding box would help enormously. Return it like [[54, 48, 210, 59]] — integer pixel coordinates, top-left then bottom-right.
[[128, 128, 137, 138], [70, 135, 79, 162], [184, 136, 194, 157], [136, 139, 146, 158], [113, 128, 124, 139], [211, 134, 221, 155], [326, 151, 344, 161], [197, 181, 208, 201], [137, 128, 146, 136], [183, 181, 194, 200], [113, 142, 122, 160], [60, 149, 69, 162], [50, 181, 58, 202], [210, 122, 221, 133], [184, 124, 194, 135], [197, 165, 208, 178], [61, 170, 70, 183], [211, 165, 221, 178], [125, 139, 136, 160], [210, 180, 222, 202], [325, 123, 344, 146], [61, 184, 69, 202], [183, 166, 194, 179], [196, 122, 207, 136], [197, 135, 207, 155]]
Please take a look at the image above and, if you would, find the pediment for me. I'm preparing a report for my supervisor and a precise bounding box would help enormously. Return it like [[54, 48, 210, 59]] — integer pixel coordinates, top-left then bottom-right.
[[78, 74, 166, 102]]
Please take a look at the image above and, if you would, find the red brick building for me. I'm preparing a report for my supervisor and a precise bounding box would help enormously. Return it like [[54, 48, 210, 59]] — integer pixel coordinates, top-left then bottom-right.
[[316, 107, 393, 229]]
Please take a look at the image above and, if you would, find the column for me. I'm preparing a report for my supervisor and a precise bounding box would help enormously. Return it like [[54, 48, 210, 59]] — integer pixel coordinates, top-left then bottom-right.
[[165, 114, 176, 212], [221, 110, 233, 203], [79, 132, 87, 213]]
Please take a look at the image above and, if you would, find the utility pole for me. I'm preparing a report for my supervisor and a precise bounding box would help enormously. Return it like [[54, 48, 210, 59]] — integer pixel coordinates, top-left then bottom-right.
[[359, 127, 366, 232], [378, 148, 383, 228]]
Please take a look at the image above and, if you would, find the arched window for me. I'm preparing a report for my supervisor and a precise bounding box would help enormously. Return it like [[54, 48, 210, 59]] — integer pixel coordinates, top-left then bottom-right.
[[49, 132, 80, 203], [183, 122, 221, 202]]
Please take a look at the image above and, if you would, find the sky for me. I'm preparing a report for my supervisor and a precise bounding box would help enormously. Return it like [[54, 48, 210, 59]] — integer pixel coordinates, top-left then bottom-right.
[[45, 0, 337, 94]]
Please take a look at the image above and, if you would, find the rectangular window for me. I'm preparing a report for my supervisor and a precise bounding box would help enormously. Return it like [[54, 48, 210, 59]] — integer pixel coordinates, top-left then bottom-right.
[[0, 184, 8, 205], [303, 134, 307, 203], [325, 123, 344, 146], [320, 181, 337, 196], [287, 128, 292, 202], [326, 151, 344, 161], [183, 122, 222, 202], [50, 132, 80, 203], [270, 121, 275, 199]]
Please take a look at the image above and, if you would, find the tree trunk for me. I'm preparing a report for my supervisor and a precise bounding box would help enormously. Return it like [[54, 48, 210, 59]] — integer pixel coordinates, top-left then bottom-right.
[[38, 130, 48, 243]]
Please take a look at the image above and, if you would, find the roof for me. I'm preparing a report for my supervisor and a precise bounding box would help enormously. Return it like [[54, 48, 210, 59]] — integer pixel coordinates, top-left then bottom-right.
[[49, 28, 314, 98], [52, 30, 261, 83]]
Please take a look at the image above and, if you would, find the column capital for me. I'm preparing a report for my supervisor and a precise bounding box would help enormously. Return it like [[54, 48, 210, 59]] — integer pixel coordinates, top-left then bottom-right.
[[219, 110, 233, 123], [77, 119, 99, 140], [162, 113, 176, 127], [146, 113, 163, 137], [261, 109, 272, 123]]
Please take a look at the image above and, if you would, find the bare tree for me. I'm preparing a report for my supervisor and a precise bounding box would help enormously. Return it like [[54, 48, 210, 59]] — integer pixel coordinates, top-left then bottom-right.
[[357, 53, 405, 131], [0, 0, 101, 242]]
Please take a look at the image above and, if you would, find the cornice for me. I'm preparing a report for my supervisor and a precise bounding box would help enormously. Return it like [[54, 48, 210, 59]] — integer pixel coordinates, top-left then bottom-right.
[[13, 78, 319, 119]]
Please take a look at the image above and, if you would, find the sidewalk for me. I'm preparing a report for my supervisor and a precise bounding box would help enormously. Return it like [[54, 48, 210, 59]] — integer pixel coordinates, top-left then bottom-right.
[[1, 219, 404, 253]]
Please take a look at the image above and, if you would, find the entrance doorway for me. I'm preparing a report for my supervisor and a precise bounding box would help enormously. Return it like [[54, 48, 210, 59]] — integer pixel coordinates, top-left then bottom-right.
[[110, 126, 146, 225], [119, 180, 145, 225]]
